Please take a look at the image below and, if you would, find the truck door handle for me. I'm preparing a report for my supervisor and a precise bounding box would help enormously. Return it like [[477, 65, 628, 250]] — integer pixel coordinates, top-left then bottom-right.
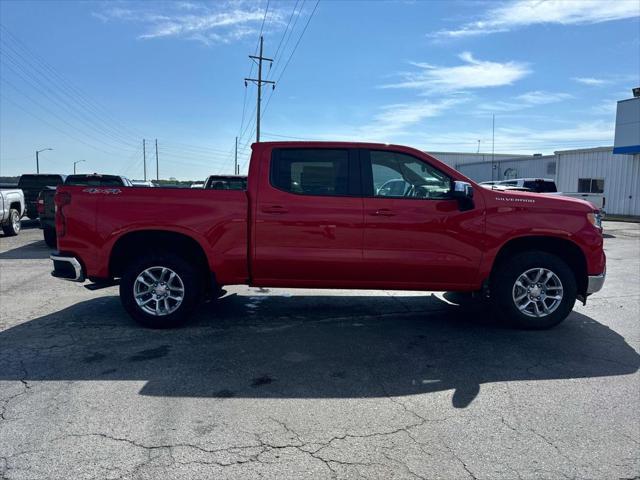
[[262, 205, 288, 214], [371, 209, 395, 216]]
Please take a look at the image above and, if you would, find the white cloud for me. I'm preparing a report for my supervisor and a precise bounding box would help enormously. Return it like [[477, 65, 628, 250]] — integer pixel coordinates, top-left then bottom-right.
[[482, 121, 615, 153], [516, 91, 572, 105], [432, 0, 640, 38], [477, 90, 572, 112], [94, 2, 285, 45], [419, 121, 613, 154], [366, 97, 468, 138], [382, 52, 530, 92], [573, 77, 609, 86], [364, 52, 530, 139]]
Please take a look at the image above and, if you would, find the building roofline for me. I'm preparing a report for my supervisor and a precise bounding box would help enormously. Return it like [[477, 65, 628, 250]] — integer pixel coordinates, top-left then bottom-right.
[[617, 97, 640, 104], [554, 146, 613, 154], [427, 151, 529, 157]]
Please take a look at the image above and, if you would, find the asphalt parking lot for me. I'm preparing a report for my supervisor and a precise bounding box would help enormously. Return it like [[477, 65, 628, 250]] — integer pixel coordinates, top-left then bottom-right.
[[0, 220, 638, 480]]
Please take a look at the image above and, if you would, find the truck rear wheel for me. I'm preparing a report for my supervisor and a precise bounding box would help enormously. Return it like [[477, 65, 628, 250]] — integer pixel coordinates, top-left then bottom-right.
[[120, 252, 201, 328], [492, 251, 577, 329], [2, 209, 21, 236]]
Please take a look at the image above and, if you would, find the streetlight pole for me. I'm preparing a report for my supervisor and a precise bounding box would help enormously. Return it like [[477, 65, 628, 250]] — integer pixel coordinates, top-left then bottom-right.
[[35, 148, 53, 174], [73, 160, 86, 174]]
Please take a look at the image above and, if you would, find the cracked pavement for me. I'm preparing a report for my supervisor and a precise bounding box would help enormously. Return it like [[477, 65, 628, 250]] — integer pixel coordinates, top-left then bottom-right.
[[0, 220, 639, 479]]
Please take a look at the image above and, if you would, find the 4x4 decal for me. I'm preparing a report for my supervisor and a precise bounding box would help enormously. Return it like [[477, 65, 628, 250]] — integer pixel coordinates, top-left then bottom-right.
[[82, 188, 122, 195]]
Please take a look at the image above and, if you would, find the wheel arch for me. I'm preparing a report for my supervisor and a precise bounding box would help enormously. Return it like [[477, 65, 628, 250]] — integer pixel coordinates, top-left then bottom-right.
[[491, 236, 588, 295], [108, 229, 213, 289]]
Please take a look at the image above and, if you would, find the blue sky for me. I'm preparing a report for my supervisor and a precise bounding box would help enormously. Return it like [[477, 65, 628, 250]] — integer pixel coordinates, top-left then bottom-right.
[[1, 0, 638, 180]]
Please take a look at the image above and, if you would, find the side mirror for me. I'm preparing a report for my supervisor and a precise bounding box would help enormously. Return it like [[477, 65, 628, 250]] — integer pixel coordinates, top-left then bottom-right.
[[451, 180, 474, 211], [452, 180, 473, 199]]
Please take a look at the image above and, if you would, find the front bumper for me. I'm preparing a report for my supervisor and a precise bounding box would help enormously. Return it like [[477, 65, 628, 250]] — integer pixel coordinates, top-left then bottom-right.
[[586, 268, 606, 294], [50, 253, 85, 282]]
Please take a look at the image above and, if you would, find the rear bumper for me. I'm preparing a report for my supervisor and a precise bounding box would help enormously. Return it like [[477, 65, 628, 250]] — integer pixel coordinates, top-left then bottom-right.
[[586, 268, 606, 294], [50, 253, 85, 282]]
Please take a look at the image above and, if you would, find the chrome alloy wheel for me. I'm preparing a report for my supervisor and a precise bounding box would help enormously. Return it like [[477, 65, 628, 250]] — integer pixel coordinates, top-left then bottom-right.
[[133, 266, 184, 316], [12, 211, 20, 233], [512, 267, 563, 318]]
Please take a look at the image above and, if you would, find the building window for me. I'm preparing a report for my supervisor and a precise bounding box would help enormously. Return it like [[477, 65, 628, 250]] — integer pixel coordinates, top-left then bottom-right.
[[546, 161, 556, 175], [578, 178, 605, 194]]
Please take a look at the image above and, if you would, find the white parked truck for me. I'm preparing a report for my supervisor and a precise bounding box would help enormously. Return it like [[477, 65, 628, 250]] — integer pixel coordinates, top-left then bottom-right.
[[0, 188, 25, 236], [481, 178, 606, 212]]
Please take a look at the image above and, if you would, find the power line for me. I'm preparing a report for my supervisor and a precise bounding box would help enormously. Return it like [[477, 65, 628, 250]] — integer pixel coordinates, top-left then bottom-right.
[[262, 0, 320, 118], [270, 0, 301, 72], [244, 36, 275, 143], [0, 82, 132, 156], [237, 0, 271, 140], [257, 0, 271, 42], [235, 0, 319, 163], [160, 141, 249, 156], [262, 131, 317, 140], [0, 26, 145, 142], [0, 48, 138, 148]]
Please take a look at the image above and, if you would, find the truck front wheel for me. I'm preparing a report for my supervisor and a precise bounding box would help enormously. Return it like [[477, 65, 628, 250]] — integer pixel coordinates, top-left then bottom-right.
[[120, 253, 200, 328], [492, 251, 577, 329]]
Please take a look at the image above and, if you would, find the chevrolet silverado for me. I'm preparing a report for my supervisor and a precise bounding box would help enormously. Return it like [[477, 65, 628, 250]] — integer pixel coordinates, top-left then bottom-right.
[[50, 142, 606, 329]]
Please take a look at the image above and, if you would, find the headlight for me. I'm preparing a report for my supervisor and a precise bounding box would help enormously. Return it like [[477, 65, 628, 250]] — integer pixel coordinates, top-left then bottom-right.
[[587, 212, 602, 230]]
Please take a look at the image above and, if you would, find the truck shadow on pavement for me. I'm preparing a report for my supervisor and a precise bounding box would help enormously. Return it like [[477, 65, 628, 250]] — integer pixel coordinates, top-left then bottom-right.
[[0, 239, 51, 259], [0, 292, 638, 408]]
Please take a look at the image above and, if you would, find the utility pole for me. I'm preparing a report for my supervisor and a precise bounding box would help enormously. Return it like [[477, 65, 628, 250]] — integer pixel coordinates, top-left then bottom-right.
[[142, 139, 147, 181], [155, 139, 159, 181], [245, 36, 275, 143], [491, 114, 495, 181], [234, 136, 238, 175]]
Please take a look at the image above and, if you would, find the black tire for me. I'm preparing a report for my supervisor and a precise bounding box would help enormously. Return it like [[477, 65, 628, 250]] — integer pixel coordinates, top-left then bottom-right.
[[43, 227, 57, 248], [2, 209, 21, 236], [492, 251, 577, 330], [119, 252, 201, 328]]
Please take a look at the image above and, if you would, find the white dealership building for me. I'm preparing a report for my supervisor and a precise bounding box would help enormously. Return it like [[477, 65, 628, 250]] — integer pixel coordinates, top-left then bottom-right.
[[429, 92, 640, 217]]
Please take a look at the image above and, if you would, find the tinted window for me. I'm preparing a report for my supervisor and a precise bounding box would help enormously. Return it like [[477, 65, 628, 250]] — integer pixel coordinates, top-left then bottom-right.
[[523, 180, 557, 192], [205, 177, 247, 190], [368, 150, 451, 199], [18, 175, 64, 188], [271, 149, 349, 196], [64, 175, 125, 186]]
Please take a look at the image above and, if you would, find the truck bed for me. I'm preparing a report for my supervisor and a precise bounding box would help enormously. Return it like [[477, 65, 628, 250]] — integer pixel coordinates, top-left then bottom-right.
[[56, 186, 249, 284]]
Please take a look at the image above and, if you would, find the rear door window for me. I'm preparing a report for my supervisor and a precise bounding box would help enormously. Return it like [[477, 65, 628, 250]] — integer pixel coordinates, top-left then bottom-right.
[[270, 149, 354, 196]]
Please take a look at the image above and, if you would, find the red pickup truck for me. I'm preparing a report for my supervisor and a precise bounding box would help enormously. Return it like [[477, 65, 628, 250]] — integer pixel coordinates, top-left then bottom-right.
[[50, 142, 605, 329]]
